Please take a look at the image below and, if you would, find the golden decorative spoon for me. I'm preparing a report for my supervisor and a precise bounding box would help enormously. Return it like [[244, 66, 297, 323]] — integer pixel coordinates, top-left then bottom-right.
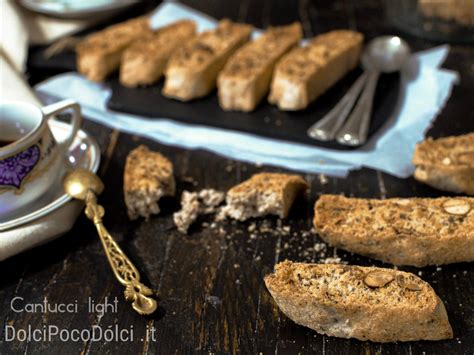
[[63, 168, 157, 315]]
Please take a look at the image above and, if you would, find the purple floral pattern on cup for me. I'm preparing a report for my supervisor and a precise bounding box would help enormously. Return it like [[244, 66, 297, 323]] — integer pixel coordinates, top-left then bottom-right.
[[0, 145, 40, 189]]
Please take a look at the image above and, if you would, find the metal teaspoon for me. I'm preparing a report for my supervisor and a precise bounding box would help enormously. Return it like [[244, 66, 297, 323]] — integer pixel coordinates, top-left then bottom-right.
[[63, 168, 157, 316]]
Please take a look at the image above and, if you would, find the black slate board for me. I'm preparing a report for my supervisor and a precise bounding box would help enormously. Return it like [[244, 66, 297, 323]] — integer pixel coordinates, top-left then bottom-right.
[[107, 69, 400, 150]]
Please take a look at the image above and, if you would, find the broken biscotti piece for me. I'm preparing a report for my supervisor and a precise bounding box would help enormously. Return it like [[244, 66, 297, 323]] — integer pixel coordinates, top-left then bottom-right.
[[269, 30, 363, 110], [162, 19, 252, 101], [418, 0, 474, 26], [76, 16, 152, 82], [264, 261, 453, 342], [173, 189, 225, 233], [124, 145, 175, 220], [218, 22, 303, 112], [413, 133, 474, 195], [314, 194, 474, 267], [220, 173, 308, 221], [120, 20, 196, 87]]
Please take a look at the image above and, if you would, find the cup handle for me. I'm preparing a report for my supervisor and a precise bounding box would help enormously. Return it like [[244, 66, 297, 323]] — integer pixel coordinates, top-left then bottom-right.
[[42, 99, 82, 149]]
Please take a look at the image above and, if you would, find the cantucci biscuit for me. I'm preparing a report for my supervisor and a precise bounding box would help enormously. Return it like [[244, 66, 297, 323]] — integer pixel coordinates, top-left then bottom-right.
[[220, 172, 308, 221], [76, 16, 152, 82], [218, 22, 303, 112], [314, 194, 474, 266], [173, 189, 225, 233], [120, 20, 196, 87], [413, 133, 474, 195], [124, 145, 175, 220], [265, 261, 453, 342], [162, 19, 252, 101], [269, 30, 363, 110]]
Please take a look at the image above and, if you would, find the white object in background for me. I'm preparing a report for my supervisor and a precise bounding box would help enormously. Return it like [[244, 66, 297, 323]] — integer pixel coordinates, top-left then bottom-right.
[[0, 0, 107, 113], [0, 56, 40, 104], [0, 0, 98, 118]]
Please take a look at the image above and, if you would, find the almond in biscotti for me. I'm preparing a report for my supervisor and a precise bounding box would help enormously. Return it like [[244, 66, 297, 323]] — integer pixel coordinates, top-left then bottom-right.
[[313, 194, 474, 266], [220, 172, 308, 221], [363, 270, 394, 288], [442, 198, 471, 215], [413, 133, 474, 195], [218, 22, 302, 112], [120, 20, 196, 87], [124, 145, 175, 220], [264, 261, 453, 342]]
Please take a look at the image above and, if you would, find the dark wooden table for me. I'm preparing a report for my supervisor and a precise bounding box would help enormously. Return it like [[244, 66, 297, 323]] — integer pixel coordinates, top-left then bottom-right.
[[1, 1, 473, 354]]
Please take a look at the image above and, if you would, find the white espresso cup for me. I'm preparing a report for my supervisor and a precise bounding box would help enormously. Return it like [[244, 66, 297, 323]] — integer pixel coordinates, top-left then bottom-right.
[[0, 99, 82, 218]]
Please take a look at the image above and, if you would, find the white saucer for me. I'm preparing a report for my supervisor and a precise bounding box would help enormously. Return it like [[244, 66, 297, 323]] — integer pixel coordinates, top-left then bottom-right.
[[19, 0, 139, 20], [0, 120, 100, 231]]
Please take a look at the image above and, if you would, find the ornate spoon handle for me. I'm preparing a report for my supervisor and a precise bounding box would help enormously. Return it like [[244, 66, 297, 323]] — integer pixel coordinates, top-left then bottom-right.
[[84, 190, 157, 315]]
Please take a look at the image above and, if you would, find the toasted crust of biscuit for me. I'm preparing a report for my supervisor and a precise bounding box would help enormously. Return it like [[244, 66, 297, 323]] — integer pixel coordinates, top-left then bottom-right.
[[120, 20, 196, 87], [221, 172, 308, 221], [413, 133, 474, 195], [269, 30, 363, 110], [162, 20, 252, 101], [76, 16, 152, 82], [313, 194, 474, 266], [124, 145, 175, 220], [265, 261, 453, 342], [218, 23, 303, 112]]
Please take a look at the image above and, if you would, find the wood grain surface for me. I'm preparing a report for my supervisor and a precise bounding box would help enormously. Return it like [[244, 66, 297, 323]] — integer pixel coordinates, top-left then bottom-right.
[[2, 0, 473, 354]]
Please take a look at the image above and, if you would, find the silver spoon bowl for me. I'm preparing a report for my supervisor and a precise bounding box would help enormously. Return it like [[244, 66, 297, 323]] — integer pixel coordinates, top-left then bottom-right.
[[362, 36, 411, 73]]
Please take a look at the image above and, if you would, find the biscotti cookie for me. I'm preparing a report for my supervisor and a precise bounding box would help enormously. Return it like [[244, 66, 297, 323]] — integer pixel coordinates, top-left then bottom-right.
[[173, 189, 225, 233], [120, 20, 196, 87], [220, 173, 308, 221], [314, 194, 474, 267], [76, 16, 152, 82], [419, 0, 474, 26], [218, 22, 303, 112], [265, 261, 453, 342], [413, 133, 474, 195], [162, 19, 252, 101], [269, 30, 363, 110], [124, 145, 175, 220]]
